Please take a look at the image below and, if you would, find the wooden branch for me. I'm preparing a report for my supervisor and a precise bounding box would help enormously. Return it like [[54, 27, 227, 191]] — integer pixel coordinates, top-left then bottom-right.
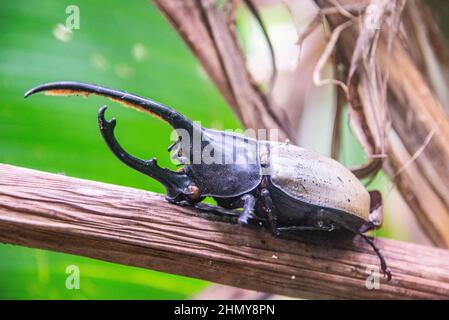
[[1, 164, 449, 299]]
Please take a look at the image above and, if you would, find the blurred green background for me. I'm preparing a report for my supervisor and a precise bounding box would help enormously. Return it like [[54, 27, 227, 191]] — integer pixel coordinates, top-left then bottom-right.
[[0, 0, 394, 299], [0, 0, 242, 299]]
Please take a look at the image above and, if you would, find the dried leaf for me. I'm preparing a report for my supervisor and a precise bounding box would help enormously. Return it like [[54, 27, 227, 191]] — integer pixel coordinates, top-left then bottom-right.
[[154, 0, 294, 141], [315, 0, 449, 247]]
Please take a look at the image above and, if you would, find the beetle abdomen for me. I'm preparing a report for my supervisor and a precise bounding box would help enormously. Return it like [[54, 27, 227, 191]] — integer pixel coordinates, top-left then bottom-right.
[[265, 141, 370, 221]]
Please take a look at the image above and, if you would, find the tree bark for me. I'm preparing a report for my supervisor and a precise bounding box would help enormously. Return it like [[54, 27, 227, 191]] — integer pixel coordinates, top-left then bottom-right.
[[1, 164, 449, 299]]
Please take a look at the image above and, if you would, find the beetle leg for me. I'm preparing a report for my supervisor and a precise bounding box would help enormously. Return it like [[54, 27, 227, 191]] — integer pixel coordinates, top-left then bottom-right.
[[360, 190, 384, 233], [195, 202, 240, 218], [260, 188, 273, 212], [98, 106, 192, 202], [276, 225, 335, 233], [237, 194, 257, 226], [359, 232, 392, 281], [260, 188, 280, 235]]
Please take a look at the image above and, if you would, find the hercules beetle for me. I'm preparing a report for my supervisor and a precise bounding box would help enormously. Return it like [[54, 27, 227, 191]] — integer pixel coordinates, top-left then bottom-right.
[[25, 81, 391, 280]]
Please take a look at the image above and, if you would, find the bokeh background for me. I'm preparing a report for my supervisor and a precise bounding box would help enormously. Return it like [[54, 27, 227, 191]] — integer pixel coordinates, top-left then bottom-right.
[[0, 0, 417, 299]]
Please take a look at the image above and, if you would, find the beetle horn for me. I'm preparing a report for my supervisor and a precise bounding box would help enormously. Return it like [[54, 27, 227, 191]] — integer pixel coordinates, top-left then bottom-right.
[[24, 81, 195, 132]]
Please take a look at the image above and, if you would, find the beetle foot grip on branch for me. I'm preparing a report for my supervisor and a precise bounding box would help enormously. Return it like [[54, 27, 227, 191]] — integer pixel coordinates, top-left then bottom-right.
[[359, 233, 392, 281]]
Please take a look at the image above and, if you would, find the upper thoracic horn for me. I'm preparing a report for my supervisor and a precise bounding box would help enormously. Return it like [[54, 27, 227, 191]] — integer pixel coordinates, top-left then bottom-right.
[[24, 81, 195, 131]]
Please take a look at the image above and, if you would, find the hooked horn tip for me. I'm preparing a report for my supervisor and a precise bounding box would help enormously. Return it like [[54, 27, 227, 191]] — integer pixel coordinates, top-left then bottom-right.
[[99, 105, 109, 114], [24, 87, 38, 98]]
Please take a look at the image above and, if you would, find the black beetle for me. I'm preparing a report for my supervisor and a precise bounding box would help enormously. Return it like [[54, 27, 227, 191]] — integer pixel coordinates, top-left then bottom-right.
[[25, 81, 391, 280]]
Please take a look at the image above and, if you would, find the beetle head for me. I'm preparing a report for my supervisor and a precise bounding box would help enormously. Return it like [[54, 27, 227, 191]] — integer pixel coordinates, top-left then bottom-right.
[[25, 81, 262, 198]]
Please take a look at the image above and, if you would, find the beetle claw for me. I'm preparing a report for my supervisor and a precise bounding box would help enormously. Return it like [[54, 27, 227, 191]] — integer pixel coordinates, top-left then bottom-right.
[[237, 214, 251, 226], [383, 267, 392, 281], [359, 232, 392, 281]]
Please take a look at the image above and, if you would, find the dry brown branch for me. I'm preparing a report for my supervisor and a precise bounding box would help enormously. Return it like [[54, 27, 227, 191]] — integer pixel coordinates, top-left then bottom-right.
[[314, 0, 449, 247], [1, 163, 449, 299]]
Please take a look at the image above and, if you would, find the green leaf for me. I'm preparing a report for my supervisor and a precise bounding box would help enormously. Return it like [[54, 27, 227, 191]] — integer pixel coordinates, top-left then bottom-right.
[[0, 0, 240, 299]]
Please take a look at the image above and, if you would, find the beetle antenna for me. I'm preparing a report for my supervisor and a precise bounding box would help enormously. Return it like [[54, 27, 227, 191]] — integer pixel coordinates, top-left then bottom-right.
[[358, 232, 392, 281]]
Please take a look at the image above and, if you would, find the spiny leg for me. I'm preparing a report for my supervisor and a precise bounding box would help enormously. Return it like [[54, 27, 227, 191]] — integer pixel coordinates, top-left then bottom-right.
[[238, 194, 257, 225], [359, 232, 392, 281], [98, 106, 192, 202], [194, 202, 240, 217]]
